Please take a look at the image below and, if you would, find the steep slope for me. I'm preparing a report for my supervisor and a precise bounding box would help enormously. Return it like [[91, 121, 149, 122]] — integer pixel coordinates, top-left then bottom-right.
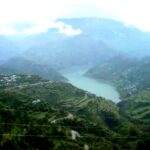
[[17, 28, 68, 50], [85, 56, 137, 81], [0, 74, 148, 149], [86, 56, 150, 97], [86, 56, 150, 124], [0, 57, 66, 81], [60, 18, 150, 57], [118, 90, 150, 123], [23, 35, 116, 69], [17, 17, 150, 71]]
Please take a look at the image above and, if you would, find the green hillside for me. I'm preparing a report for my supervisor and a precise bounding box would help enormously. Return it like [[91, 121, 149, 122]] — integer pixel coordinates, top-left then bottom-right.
[[118, 90, 150, 122], [85, 56, 150, 126], [86, 56, 150, 98], [0, 74, 149, 149]]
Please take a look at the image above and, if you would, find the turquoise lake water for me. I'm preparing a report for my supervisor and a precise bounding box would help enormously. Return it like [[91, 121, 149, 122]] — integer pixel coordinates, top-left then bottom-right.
[[63, 69, 120, 103]]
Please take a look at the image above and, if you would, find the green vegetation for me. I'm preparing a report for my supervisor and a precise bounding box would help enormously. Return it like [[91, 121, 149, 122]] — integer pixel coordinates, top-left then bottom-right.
[[86, 56, 150, 98], [0, 74, 149, 149], [86, 56, 150, 129], [1, 18, 150, 149], [118, 90, 150, 123]]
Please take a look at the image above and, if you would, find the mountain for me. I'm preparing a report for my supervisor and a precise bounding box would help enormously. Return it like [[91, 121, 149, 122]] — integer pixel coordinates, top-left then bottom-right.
[[15, 17, 150, 70], [16, 28, 68, 50], [85, 56, 150, 125], [0, 36, 22, 63], [59, 18, 150, 57], [85, 56, 150, 98], [118, 90, 150, 123], [0, 57, 66, 81], [1, 17, 150, 149], [0, 74, 149, 149], [23, 34, 116, 70]]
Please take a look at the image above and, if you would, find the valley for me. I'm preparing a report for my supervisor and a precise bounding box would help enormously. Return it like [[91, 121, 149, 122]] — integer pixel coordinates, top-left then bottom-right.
[[0, 74, 149, 149], [62, 68, 120, 103], [0, 17, 150, 149]]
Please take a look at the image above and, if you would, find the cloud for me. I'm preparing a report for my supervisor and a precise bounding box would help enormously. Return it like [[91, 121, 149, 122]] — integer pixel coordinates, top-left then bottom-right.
[[22, 21, 82, 36], [0, 21, 82, 36], [56, 22, 82, 36], [0, 26, 18, 35], [0, 0, 150, 35]]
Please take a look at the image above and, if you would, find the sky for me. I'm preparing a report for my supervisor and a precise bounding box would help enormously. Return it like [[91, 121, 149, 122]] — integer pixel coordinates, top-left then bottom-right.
[[0, 0, 150, 35]]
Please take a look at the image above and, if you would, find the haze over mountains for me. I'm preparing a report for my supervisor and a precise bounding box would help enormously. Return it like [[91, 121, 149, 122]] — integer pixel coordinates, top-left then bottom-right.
[[0, 36, 22, 63], [20, 18, 150, 63], [1, 17, 150, 120], [60, 18, 150, 57], [1, 18, 150, 71], [0, 57, 66, 81], [0, 17, 150, 149], [1, 17, 150, 84]]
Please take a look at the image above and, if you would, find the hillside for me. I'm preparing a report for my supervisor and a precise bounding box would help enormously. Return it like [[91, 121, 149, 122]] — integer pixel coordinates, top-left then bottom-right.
[[0, 74, 149, 149], [12, 17, 150, 71], [118, 90, 150, 123], [1, 17, 150, 149], [3, 18, 150, 70], [85, 56, 150, 124], [23, 35, 116, 69], [0, 74, 48, 89], [0, 57, 66, 81], [59, 18, 150, 57], [86, 56, 150, 97], [0, 36, 22, 63]]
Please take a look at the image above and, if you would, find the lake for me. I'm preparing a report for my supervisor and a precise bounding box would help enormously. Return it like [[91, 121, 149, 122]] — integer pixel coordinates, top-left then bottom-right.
[[62, 69, 120, 103]]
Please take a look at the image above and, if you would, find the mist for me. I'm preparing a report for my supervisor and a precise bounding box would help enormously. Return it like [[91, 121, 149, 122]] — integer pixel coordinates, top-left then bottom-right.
[[0, 0, 150, 149]]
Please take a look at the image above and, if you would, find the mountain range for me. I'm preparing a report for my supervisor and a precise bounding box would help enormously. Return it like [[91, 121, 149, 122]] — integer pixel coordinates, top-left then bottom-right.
[[2, 18, 150, 70], [0, 17, 150, 149], [59, 18, 150, 57]]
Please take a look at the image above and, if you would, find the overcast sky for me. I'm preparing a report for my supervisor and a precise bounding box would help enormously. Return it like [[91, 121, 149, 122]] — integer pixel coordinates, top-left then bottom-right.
[[0, 0, 150, 35]]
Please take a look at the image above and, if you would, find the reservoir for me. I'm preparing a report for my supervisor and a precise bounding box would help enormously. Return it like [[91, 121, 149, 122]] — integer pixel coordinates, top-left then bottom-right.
[[63, 69, 120, 103]]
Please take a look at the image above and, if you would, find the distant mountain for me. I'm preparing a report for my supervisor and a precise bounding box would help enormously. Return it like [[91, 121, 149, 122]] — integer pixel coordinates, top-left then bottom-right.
[[23, 34, 117, 69], [1, 18, 149, 149], [18, 28, 68, 50], [0, 36, 22, 63], [0, 57, 66, 81], [15, 17, 150, 71], [59, 18, 150, 57]]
